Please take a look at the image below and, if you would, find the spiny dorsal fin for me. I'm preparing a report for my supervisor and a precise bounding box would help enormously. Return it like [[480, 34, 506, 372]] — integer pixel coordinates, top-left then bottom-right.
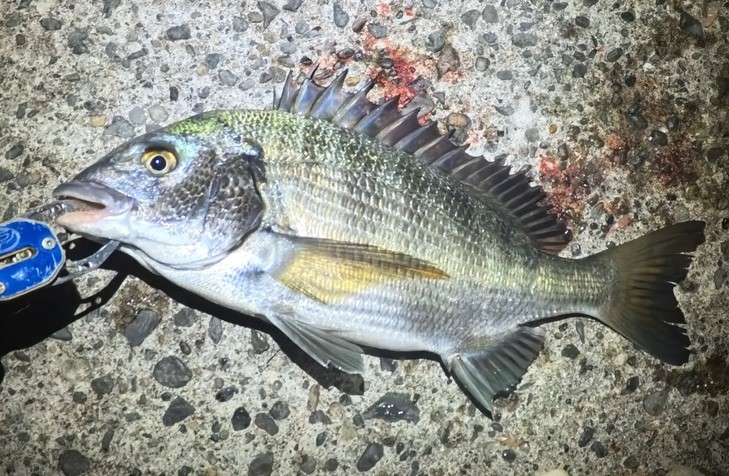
[[273, 70, 571, 254]]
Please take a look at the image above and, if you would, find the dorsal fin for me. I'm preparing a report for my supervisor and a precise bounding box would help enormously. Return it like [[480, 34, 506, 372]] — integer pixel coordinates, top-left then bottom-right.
[[273, 70, 571, 254]]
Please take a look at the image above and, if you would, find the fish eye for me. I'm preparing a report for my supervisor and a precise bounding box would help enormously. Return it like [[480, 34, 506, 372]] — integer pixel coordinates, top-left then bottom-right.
[[141, 150, 178, 175]]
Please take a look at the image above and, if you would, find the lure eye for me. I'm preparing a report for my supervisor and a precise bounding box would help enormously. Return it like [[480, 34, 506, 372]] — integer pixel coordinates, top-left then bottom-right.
[[141, 150, 178, 175]]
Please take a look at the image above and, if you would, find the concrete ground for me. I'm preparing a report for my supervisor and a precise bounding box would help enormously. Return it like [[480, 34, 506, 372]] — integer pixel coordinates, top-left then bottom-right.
[[1, 0, 728, 475]]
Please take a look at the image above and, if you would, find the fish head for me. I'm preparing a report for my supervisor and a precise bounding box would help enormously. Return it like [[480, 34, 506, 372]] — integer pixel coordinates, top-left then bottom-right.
[[53, 113, 266, 270]]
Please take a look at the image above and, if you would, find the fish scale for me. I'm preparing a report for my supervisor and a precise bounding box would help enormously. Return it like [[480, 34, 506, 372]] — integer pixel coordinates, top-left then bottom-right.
[[51, 71, 705, 414]]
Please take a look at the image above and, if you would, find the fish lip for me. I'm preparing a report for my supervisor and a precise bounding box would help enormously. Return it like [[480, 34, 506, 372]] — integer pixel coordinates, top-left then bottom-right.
[[52, 181, 135, 216]]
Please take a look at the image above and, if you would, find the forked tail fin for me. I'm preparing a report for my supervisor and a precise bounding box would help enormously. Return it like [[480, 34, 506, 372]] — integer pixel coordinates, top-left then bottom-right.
[[591, 220, 706, 365]]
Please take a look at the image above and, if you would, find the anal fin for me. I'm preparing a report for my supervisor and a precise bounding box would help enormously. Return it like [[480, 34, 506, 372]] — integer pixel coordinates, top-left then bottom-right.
[[268, 314, 364, 373], [447, 326, 545, 414]]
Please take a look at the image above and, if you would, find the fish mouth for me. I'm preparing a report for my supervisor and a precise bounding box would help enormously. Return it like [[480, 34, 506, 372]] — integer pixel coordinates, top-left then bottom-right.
[[52, 181, 135, 225]]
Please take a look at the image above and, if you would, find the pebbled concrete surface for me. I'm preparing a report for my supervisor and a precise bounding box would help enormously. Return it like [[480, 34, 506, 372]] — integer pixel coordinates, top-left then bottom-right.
[[1, 1, 728, 475]]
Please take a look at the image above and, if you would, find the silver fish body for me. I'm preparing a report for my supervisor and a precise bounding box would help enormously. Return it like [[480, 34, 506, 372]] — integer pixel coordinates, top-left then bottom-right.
[[52, 72, 705, 413]]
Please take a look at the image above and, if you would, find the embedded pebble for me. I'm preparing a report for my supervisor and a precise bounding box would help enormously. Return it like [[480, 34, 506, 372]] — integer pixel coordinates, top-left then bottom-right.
[[461, 10, 481, 29], [128, 106, 146, 125], [649, 129, 668, 146], [577, 426, 594, 447], [425, 30, 445, 53], [216, 386, 239, 402], [90, 375, 114, 397], [575, 15, 590, 28], [436, 44, 460, 78], [250, 330, 270, 353], [269, 400, 291, 420], [255, 412, 279, 435], [232, 406, 252, 430], [166, 24, 191, 41], [679, 10, 704, 39], [356, 442, 384, 472], [482, 5, 498, 23], [124, 309, 162, 347], [152, 356, 193, 388], [51, 327, 74, 341], [512, 33, 537, 48], [162, 397, 195, 426], [59, 450, 90, 476], [643, 388, 669, 415], [209, 317, 224, 343], [475, 56, 490, 71], [258, 1, 280, 29], [232, 17, 249, 32], [248, 452, 274, 476], [606, 48, 623, 62], [105, 116, 135, 139], [205, 53, 222, 69], [497, 70, 513, 80], [332, 2, 349, 28], [5, 144, 24, 160], [591, 441, 608, 458], [219, 69, 239, 86], [367, 23, 388, 39], [561, 344, 580, 359], [173, 308, 198, 327], [40, 17, 62, 31], [283, 0, 303, 12], [363, 392, 420, 423]]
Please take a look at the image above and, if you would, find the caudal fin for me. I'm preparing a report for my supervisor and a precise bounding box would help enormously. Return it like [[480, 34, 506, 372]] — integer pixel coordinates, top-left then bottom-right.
[[593, 220, 705, 365]]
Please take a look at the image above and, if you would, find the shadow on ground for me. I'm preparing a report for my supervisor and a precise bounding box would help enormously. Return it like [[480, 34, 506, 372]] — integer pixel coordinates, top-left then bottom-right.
[[0, 239, 367, 394]]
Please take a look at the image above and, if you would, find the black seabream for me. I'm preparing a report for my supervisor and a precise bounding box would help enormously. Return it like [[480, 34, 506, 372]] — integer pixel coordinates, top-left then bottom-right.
[[52, 71, 706, 413]]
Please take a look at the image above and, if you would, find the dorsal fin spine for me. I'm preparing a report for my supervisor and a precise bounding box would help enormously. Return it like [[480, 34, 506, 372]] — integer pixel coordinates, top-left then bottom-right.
[[273, 70, 571, 254]]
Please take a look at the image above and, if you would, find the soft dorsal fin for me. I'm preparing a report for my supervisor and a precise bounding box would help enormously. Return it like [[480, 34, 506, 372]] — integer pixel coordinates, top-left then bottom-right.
[[274, 70, 570, 254]]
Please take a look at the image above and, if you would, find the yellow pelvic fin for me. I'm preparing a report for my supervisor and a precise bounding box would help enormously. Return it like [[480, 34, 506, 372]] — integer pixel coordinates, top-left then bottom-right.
[[272, 235, 449, 304]]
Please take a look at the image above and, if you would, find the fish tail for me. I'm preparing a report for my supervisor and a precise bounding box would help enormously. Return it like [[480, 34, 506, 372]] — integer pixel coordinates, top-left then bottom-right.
[[591, 220, 706, 365]]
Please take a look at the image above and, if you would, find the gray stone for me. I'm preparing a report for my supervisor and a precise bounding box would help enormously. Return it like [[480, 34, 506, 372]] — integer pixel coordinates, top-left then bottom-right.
[[173, 308, 198, 327], [425, 30, 445, 53], [147, 105, 168, 123], [219, 69, 238, 86], [475, 56, 490, 71], [283, 0, 303, 12], [363, 392, 420, 423], [162, 397, 195, 426], [153, 356, 193, 388], [205, 53, 222, 69], [104, 116, 135, 139], [254, 412, 279, 435], [511, 33, 537, 48], [59, 449, 90, 476], [5, 144, 24, 160], [643, 388, 669, 416], [123, 309, 162, 347], [482, 5, 499, 23], [248, 452, 274, 476], [128, 106, 146, 125], [258, 1, 280, 29], [269, 401, 290, 420], [166, 24, 191, 41], [40, 17, 62, 31], [525, 128, 540, 142], [232, 17, 249, 32], [333, 2, 349, 28], [209, 317, 223, 344], [232, 406, 251, 430], [250, 330, 270, 353], [461, 10, 481, 29], [356, 442, 384, 472], [90, 375, 114, 397], [367, 23, 388, 39]]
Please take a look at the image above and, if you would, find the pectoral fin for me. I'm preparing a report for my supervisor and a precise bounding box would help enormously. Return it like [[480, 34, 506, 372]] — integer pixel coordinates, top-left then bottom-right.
[[271, 234, 449, 304], [268, 314, 364, 373]]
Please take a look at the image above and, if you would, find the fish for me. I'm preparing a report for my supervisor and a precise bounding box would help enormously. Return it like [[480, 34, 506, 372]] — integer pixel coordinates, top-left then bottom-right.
[[51, 70, 706, 414]]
